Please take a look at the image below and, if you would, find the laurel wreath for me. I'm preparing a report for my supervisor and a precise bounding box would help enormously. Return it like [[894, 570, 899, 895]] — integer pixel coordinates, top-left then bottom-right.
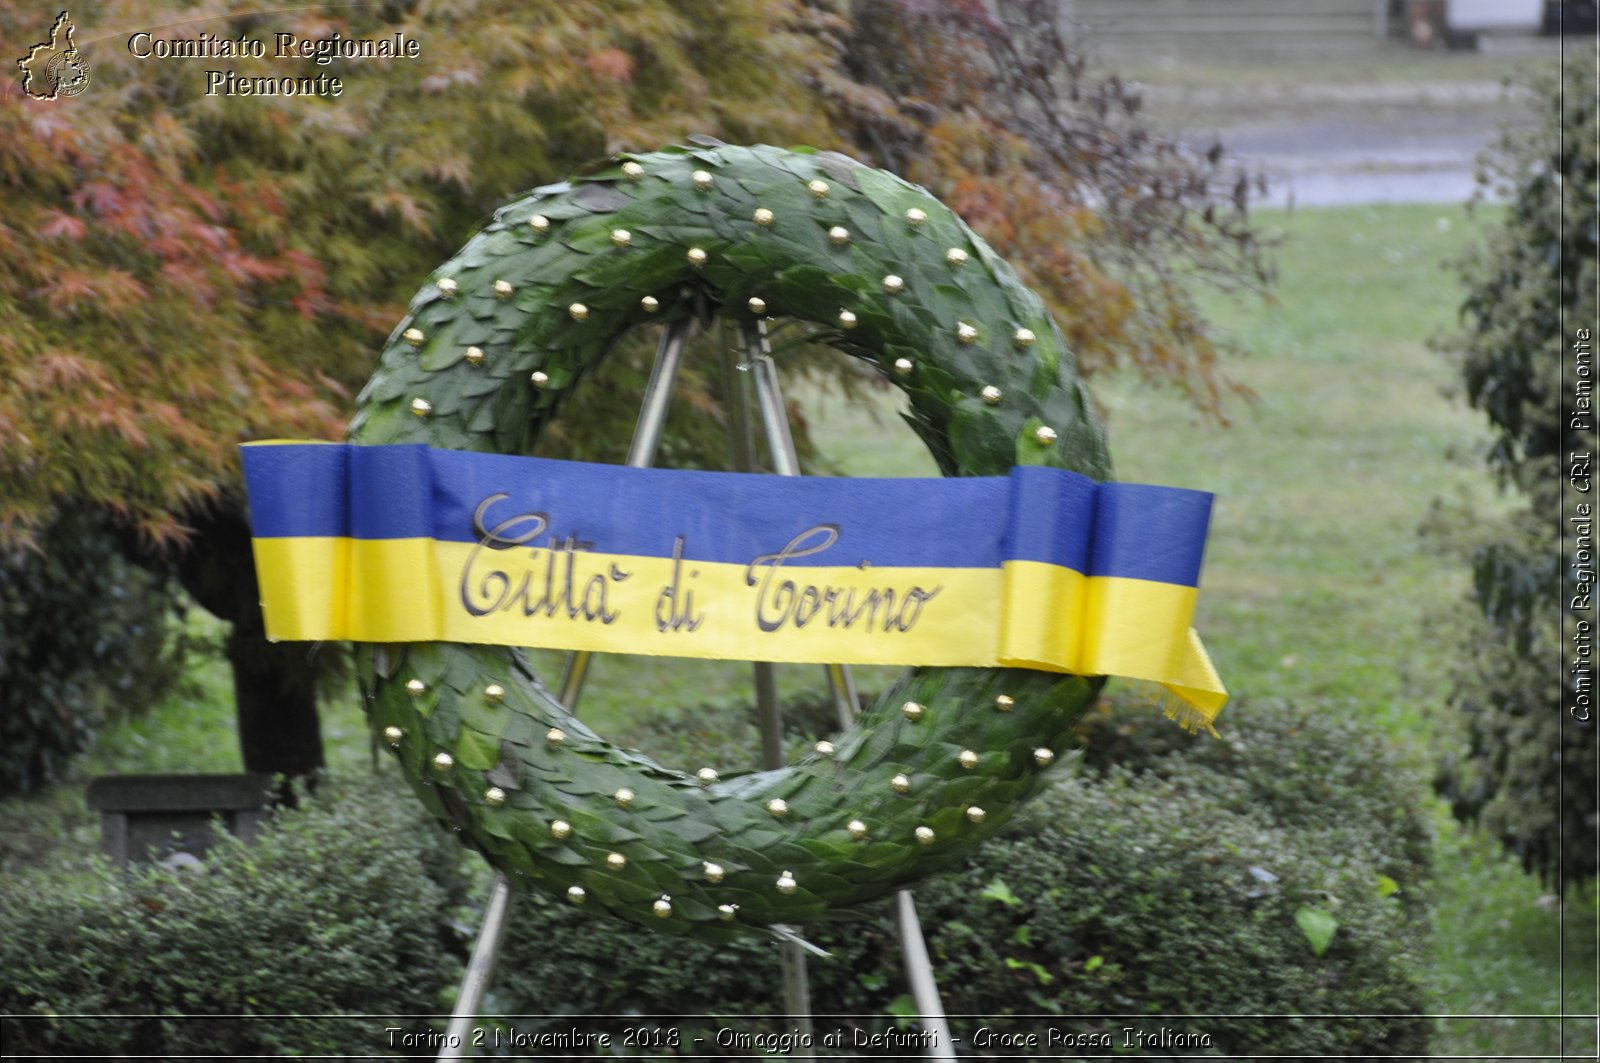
[[350, 144, 1111, 939]]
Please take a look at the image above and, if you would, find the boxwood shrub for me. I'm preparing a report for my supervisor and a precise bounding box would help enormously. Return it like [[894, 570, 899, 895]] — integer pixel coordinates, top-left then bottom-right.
[[1, 693, 1433, 1057], [0, 773, 466, 1057], [488, 693, 1434, 1057], [1075, 691, 1434, 908]]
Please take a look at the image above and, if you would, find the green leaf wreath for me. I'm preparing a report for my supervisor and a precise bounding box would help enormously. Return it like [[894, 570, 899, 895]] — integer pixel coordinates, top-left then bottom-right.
[[351, 144, 1111, 940]]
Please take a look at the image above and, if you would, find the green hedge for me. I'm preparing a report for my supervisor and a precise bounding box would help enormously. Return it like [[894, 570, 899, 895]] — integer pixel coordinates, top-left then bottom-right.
[[1075, 692, 1434, 909], [0, 695, 1433, 1057], [489, 694, 1434, 1057], [0, 774, 466, 1057]]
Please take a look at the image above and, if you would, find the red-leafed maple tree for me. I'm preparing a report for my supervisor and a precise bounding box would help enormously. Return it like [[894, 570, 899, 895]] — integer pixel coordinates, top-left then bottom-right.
[[0, 0, 1267, 788]]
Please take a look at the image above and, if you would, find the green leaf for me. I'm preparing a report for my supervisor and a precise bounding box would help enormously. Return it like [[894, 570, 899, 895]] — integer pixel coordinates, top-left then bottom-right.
[[1084, 954, 1104, 972], [1004, 956, 1053, 985], [1295, 906, 1338, 957], [453, 728, 501, 771], [885, 994, 918, 1021], [949, 398, 1015, 474], [1376, 874, 1401, 898], [980, 878, 1022, 907]]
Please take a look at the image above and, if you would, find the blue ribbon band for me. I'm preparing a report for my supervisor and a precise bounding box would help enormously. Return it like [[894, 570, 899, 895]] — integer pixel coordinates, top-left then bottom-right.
[[241, 442, 1226, 725]]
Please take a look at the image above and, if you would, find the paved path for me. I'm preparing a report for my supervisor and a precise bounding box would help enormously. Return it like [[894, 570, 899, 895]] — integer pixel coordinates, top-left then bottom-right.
[[1224, 105, 1502, 207], [1138, 49, 1558, 207]]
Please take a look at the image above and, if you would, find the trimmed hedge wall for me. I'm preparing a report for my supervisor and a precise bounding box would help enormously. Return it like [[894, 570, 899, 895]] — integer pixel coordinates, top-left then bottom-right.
[[1, 695, 1433, 1057], [487, 694, 1434, 1057], [0, 775, 466, 1057]]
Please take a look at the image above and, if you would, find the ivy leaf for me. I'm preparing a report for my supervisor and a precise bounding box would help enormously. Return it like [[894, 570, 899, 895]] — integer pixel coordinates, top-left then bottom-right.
[[1295, 906, 1338, 957]]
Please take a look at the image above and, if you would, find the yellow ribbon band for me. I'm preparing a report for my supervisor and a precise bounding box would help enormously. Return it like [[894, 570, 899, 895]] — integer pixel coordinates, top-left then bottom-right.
[[243, 442, 1227, 726]]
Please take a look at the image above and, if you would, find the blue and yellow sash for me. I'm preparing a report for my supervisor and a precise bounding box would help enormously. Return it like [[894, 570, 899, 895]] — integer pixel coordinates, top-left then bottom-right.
[[242, 442, 1226, 728]]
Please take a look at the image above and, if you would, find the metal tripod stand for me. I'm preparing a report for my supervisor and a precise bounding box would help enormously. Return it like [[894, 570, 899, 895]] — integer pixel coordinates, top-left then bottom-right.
[[438, 318, 954, 1060]]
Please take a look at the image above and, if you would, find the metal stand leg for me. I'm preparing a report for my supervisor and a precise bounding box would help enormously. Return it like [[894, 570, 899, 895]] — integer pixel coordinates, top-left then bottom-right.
[[557, 321, 693, 710], [438, 321, 694, 1061], [895, 892, 956, 1062], [739, 323, 954, 1061], [824, 663, 860, 731], [723, 325, 815, 1054], [438, 874, 512, 1059]]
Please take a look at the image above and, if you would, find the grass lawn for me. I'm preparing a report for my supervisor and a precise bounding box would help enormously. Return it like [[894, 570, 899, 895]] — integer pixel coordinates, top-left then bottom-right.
[[7, 202, 1591, 1057]]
